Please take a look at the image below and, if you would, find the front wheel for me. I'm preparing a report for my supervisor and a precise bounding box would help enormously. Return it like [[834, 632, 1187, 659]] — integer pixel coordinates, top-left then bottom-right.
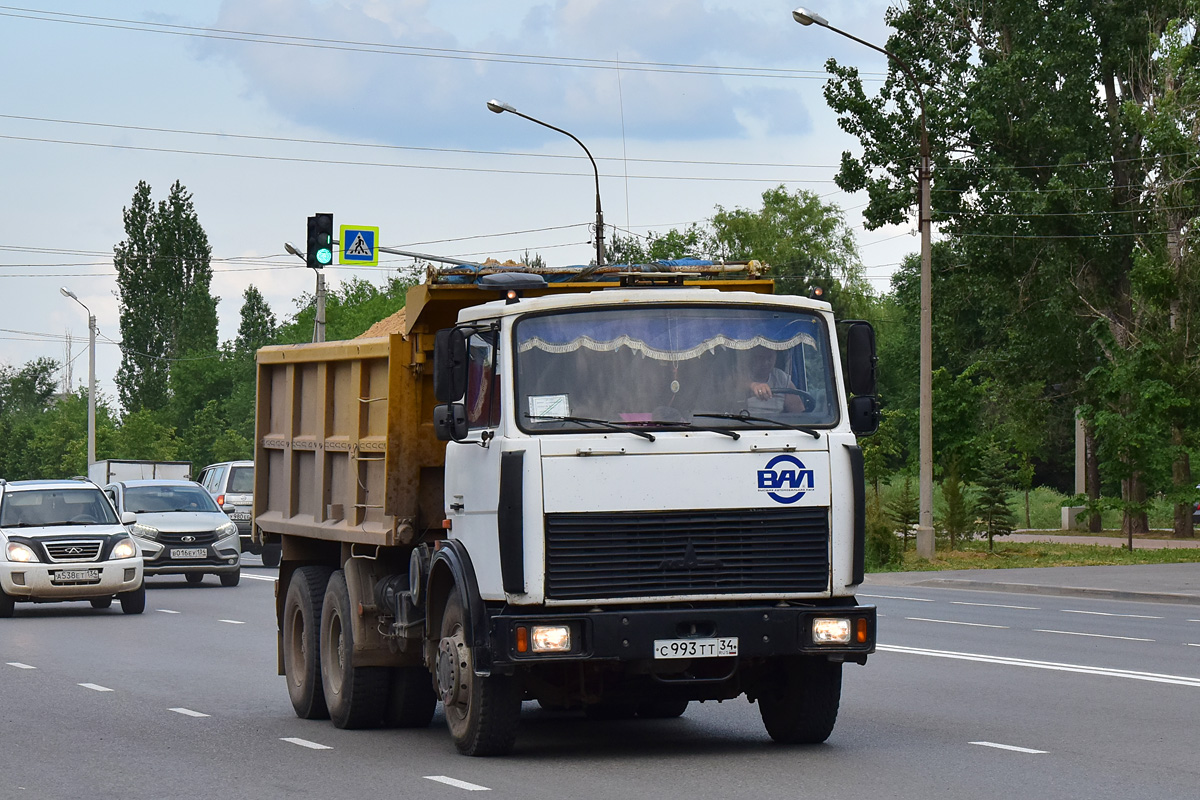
[[0, 587, 15, 618], [320, 570, 389, 729], [185, 573, 203, 585], [438, 592, 521, 756], [220, 570, 240, 587], [119, 584, 146, 615], [90, 597, 114, 610], [758, 657, 841, 744], [283, 565, 334, 720]]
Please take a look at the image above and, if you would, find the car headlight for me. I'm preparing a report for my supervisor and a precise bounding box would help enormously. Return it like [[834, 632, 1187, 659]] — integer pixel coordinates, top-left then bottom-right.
[[5, 541, 39, 563], [110, 537, 138, 560], [131, 523, 160, 540], [217, 521, 239, 538]]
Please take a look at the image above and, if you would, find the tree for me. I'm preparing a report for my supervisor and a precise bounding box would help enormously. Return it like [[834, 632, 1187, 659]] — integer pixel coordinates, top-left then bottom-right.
[[974, 445, 1017, 553], [114, 180, 217, 413], [938, 458, 973, 551], [887, 474, 919, 551]]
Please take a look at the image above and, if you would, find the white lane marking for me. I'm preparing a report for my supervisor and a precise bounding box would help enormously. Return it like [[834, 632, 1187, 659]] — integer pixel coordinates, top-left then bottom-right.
[[79, 683, 113, 692], [1186, 643, 1200, 648], [157, 609, 181, 614], [906, 617, 1009, 629], [424, 776, 492, 792], [1061, 609, 1162, 620], [281, 737, 331, 750], [951, 601, 1039, 610], [878, 644, 1200, 687], [218, 619, 246, 625], [7, 662, 36, 670], [860, 594, 935, 602], [1035, 629, 1154, 642], [240, 573, 275, 582], [170, 708, 210, 717], [971, 741, 1047, 754]]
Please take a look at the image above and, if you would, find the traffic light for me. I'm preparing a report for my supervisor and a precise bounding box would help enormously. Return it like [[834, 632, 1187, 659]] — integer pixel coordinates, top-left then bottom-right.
[[306, 213, 334, 269]]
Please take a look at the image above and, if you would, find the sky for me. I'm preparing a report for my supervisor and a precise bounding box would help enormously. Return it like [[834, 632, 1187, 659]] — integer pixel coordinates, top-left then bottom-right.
[[0, 0, 917, 407]]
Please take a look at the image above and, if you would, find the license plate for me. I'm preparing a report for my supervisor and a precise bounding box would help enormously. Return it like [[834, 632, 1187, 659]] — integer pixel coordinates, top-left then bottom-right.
[[228, 512, 250, 521], [52, 569, 99, 583], [170, 548, 208, 559], [653, 637, 738, 659]]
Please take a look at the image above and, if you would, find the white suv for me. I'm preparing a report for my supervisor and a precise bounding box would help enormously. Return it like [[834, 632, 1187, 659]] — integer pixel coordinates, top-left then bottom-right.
[[0, 479, 145, 617]]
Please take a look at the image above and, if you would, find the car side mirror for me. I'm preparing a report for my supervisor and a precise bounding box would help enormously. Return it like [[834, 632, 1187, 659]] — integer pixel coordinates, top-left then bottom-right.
[[848, 395, 880, 436], [434, 403, 469, 442], [120, 511, 137, 526], [433, 328, 469, 402]]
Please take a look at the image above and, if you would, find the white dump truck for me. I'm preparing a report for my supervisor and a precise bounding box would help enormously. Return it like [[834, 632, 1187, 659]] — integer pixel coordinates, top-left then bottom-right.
[[254, 265, 879, 755]]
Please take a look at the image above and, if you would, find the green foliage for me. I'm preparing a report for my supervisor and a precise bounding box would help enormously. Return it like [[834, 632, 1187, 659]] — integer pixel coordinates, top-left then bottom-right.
[[865, 496, 902, 569], [974, 445, 1017, 552], [886, 474, 919, 551], [114, 410, 179, 462], [938, 459, 974, 551], [277, 275, 414, 344]]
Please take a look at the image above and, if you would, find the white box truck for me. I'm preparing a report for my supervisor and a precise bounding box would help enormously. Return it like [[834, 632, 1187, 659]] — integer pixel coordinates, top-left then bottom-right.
[[87, 460, 192, 485]]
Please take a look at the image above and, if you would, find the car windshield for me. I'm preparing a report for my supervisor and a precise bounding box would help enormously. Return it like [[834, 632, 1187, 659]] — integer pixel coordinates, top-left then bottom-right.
[[124, 485, 220, 514], [227, 466, 254, 494], [0, 487, 120, 527], [514, 305, 838, 433]]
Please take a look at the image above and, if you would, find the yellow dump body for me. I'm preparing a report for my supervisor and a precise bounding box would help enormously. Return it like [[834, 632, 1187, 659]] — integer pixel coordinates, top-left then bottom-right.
[[253, 276, 773, 549]]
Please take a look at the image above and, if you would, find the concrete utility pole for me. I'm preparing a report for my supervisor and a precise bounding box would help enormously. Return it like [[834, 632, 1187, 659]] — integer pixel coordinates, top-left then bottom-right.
[[487, 99, 605, 267], [285, 241, 326, 343], [60, 287, 96, 466], [793, 7, 935, 558]]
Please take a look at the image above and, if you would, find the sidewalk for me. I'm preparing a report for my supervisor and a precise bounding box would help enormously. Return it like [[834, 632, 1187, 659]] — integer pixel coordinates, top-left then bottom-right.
[[1008, 532, 1200, 549], [863, 563, 1200, 606]]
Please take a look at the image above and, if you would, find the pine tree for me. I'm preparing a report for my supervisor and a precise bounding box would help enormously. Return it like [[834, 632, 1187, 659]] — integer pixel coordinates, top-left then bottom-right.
[[939, 458, 973, 551], [974, 445, 1017, 553], [887, 475, 920, 551]]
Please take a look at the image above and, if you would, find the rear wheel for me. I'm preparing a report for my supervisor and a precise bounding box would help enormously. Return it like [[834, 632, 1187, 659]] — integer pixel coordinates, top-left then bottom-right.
[[758, 657, 842, 744], [320, 570, 389, 729], [220, 569, 240, 587], [90, 597, 113, 610], [283, 565, 335, 719], [383, 665, 437, 728], [119, 584, 146, 615], [185, 573, 203, 585], [438, 591, 521, 755]]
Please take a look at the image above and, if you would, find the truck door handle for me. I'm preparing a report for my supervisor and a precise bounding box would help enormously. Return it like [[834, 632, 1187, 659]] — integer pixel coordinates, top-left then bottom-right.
[[450, 503, 465, 512]]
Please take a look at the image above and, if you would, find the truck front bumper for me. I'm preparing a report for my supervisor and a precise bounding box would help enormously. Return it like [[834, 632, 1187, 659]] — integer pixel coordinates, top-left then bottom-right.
[[489, 602, 876, 668]]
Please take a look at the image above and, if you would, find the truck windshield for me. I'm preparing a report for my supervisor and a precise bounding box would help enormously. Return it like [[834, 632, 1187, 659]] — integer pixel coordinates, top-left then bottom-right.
[[514, 305, 838, 433]]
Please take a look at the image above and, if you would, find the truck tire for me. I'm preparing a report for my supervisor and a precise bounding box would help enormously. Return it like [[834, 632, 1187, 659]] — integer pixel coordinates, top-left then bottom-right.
[[119, 584, 146, 614], [262, 543, 282, 568], [320, 570, 389, 729], [383, 665, 437, 728], [437, 592, 521, 756], [637, 699, 689, 719], [758, 657, 841, 744], [283, 565, 335, 720]]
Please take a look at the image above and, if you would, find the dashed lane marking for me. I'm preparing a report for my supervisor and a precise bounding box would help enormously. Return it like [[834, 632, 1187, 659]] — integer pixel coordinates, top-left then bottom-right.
[[971, 741, 1047, 754], [860, 594, 935, 602], [156, 609, 181, 614], [79, 683, 113, 692], [7, 662, 36, 669], [1035, 629, 1154, 642], [281, 737, 331, 750], [879, 644, 1200, 687], [170, 708, 210, 717], [218, 619, 246, 625], [906, 617, 1009, 629], [424, 776, 491, 792], [241, 574, 275, 582], [951, 601, 1039, 610], [1061, 609, 1162, 620]]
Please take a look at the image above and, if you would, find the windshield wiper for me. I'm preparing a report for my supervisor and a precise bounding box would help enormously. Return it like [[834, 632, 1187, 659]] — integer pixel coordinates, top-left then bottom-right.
[[631, 420, 740, 440], [525, 414, 656, 441], [693, 411, 821, 440]]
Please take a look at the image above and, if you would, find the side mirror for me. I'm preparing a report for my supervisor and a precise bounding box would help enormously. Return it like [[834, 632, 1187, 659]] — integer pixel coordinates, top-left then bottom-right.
[[434, 403, 469, 442], [120, 511, 137, 526], [845, 321, 877, 397], [433, 328, 469, 403], [848, 395, 880, 436]]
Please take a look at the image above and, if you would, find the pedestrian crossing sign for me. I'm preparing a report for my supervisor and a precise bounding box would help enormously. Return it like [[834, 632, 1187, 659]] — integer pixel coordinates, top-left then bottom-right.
[[339, 226, 379, 266]]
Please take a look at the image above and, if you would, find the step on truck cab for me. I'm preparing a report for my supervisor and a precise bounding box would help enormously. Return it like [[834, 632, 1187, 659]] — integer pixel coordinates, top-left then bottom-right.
[[256, 264, 879, 755]]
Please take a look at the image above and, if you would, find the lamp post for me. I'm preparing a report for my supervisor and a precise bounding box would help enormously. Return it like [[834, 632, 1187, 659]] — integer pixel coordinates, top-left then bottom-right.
[[286, 242, 326, 343], [60, 287, 96, 466], [487, 99, 605, 268], [793, 7, 935, 558]]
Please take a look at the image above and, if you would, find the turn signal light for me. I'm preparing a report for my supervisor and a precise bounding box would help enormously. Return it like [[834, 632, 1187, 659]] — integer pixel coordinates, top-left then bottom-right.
[[856, 618, 868, 643], [515, 626, 530, 653]]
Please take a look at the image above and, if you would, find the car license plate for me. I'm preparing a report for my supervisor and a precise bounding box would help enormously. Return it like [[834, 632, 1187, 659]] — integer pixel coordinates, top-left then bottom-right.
[[228, 512, 250, 521], [52, 569, 100, 583], [170, 548, 208, 559], [653, 637, 738, 659]]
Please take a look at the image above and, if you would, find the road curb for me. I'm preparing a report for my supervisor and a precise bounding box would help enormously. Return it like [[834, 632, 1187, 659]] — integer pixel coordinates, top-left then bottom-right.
[[910, 578, 1200, 606]]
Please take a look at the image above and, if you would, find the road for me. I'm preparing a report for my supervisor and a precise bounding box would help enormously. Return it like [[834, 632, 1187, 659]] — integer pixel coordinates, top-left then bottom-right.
[[3, 562, 1199, 800]]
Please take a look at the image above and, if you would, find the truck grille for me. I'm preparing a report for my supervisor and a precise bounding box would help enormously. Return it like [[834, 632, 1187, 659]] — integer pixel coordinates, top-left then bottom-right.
[[44, 539, 103, 563], [544, 507, 829, 601]]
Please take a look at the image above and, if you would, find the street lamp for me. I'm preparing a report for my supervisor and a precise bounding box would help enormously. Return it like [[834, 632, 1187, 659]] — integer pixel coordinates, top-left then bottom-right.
[[793, 7, 935, 558], [487, 99, 605, 268], [60, 287, 96, 467], [284, 241, 326, 343]]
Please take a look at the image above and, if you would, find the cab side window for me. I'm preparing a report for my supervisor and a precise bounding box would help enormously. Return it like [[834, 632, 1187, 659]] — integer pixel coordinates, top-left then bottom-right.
[[465, 329, 500, 429]]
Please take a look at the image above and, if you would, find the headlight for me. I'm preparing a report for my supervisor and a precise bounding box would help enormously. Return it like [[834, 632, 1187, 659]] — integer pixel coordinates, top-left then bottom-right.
[[812, 618, 852, 645], [217, 521, 239, 538], [531, 625, 572, 653], [110, 537, 138, 560], [5, 541, 39, 563], [131, 523, 160, 540]]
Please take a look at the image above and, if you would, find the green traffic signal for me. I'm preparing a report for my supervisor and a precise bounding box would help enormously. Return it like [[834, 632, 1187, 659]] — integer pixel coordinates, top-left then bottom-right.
[[315, 247, 333, 265]]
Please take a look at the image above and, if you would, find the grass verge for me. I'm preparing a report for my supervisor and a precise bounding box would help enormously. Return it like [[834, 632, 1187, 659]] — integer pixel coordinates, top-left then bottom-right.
[[871, 539, 1200, 573]]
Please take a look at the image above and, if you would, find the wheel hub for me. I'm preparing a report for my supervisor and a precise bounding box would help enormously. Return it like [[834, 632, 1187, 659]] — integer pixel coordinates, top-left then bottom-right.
[[436, 631, 469, 706]]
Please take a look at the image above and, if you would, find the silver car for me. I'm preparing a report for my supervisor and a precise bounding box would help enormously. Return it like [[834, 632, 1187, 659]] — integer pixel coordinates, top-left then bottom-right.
[[106, 480, 241, 586], [197, 460, 279, 567]]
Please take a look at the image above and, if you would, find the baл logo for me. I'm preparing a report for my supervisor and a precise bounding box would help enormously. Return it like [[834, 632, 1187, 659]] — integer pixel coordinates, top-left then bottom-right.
[[757, 454, 814, 504]]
